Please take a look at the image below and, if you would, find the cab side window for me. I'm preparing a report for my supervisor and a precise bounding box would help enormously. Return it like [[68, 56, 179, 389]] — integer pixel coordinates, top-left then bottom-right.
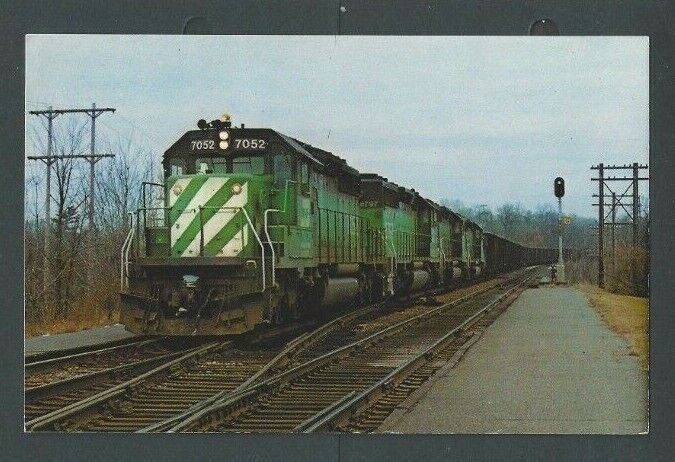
[[300, 163, 309, 184], [273, 154, 292, 186], [168, 157, 186, 177]]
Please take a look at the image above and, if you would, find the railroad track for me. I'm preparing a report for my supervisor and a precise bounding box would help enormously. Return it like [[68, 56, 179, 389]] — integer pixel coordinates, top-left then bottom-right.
[[333, 285, 525, 432], [24, 339, 195, 422], [166, 269, 535, 432], [25, 306, 389, 432], [139, 272, 517, 432], [25, 337, 169, 388], [26, 268, 535, 432], [27, 340, 275, 431], [25, 336, 146, 364]]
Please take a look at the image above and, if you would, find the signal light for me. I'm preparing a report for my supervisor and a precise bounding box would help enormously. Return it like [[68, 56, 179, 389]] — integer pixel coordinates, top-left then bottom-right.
[[554, 177, 565, 198]]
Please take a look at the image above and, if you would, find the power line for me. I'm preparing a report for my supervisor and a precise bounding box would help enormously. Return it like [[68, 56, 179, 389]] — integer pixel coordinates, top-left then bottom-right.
[[26, 100, 166, 150], [590, 162, 648, 290], [28, 104, 116, 293], [114, 113, 167, 149]]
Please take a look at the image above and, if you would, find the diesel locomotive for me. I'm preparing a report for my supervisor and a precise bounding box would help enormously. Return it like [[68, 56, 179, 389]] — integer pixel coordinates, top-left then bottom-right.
[[120, 115, 557, 335]]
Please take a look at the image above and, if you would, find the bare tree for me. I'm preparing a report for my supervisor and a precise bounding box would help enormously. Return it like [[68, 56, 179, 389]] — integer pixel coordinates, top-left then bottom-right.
[[25, 113, 162, 333]]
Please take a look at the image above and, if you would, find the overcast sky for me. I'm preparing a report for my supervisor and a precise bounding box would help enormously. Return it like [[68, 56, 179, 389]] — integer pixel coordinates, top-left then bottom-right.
[[25, 35, 648, 218]]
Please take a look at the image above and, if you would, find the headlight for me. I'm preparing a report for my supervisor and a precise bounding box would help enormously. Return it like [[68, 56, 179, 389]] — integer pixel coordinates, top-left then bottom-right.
[[231, 183, 243, 194], [182, 274, 199, 288], [219, 140, 229, 150], [219, 130, 229, 140]]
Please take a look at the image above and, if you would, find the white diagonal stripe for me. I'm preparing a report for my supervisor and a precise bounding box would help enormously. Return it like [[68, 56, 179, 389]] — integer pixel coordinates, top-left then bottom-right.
[[168, 178, 192, 208], [219, 226, 248, 257], [182, 182, 248, 257], [171, 177, 228, 249]]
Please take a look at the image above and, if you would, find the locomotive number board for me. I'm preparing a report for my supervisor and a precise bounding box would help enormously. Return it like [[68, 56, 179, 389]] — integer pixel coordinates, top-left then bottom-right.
[[232, 138, 267, 150], [187, 138, 268, 152], [189, 139, 216, 151], [179, 129, 273, 155]]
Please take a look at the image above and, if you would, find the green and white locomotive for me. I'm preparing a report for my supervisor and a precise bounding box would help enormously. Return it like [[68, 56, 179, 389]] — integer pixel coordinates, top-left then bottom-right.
[[120, 115, 505, 336]]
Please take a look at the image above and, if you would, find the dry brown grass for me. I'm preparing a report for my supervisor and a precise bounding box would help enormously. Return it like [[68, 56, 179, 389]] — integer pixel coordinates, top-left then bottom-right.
[[25, 288, 120, 337], [25, 308, 120, 337], [566, 245, 648, 297], [578, 283, 649, 370]]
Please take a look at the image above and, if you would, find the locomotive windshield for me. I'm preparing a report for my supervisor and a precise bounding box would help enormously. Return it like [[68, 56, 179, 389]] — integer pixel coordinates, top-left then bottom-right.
[[166, 153, 267, 176], [196, 155, 265, 175]]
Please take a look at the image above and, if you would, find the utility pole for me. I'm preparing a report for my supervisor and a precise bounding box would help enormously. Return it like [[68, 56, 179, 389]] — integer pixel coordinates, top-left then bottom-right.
[[29, 104, 115, 292], [31, 104, 115, 230], [598, 165, 604, 287], [28, 106, 61, 295], [591, 162, 648, 291], [611, 191, 616, 272], [632, 162, 639, 247], [33, 178, 39, 233], [83, 103, 116, 232]]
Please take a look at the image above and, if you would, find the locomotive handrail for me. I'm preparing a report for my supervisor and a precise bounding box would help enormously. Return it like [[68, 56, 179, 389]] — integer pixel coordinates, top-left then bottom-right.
[[120, 212, 135, 291], [131, 205, 266, 293], [378, 228, 397, 290], [239, 206, 267, 293], [439, 235, 447, 268], [141, 181, 164, 230], [263, 179, 298, 288], [264, 208, 280, 287]]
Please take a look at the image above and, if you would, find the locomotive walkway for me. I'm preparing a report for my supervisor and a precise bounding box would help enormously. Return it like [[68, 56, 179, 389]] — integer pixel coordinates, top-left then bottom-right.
[[379, 286, 648, 434]]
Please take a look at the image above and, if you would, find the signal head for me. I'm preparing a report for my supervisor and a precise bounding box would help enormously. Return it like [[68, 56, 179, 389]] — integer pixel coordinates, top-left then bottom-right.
[[554, 177, 565, 198]]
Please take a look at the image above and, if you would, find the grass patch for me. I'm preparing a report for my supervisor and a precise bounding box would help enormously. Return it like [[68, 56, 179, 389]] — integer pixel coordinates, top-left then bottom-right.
[[578, 283, 649, 370]]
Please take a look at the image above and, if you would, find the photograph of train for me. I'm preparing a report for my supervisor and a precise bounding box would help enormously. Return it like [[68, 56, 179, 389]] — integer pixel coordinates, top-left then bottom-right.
[[24, 36, 648, 435]]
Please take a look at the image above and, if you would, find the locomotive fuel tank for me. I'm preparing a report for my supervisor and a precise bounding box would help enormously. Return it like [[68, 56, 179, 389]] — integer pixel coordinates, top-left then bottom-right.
[[319, 277, 360, 308], [409, 269, 431, 293]]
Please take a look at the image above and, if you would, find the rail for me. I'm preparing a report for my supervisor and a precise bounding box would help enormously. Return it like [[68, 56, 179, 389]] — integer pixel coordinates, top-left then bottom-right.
[[300, 272, 533, 432]]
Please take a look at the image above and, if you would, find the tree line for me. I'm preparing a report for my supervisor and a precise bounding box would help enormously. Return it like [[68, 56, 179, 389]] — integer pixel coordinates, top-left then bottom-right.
[[439, 198, 598, 250]]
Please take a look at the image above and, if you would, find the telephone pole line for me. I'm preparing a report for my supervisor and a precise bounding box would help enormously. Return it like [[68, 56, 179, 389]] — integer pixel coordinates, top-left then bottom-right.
[[29, 103, 116, 294], [591, 162, 648, 291]]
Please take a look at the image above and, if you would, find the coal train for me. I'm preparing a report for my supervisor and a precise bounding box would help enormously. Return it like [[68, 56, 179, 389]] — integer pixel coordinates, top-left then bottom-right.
[[120, 115, 558, 335]]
